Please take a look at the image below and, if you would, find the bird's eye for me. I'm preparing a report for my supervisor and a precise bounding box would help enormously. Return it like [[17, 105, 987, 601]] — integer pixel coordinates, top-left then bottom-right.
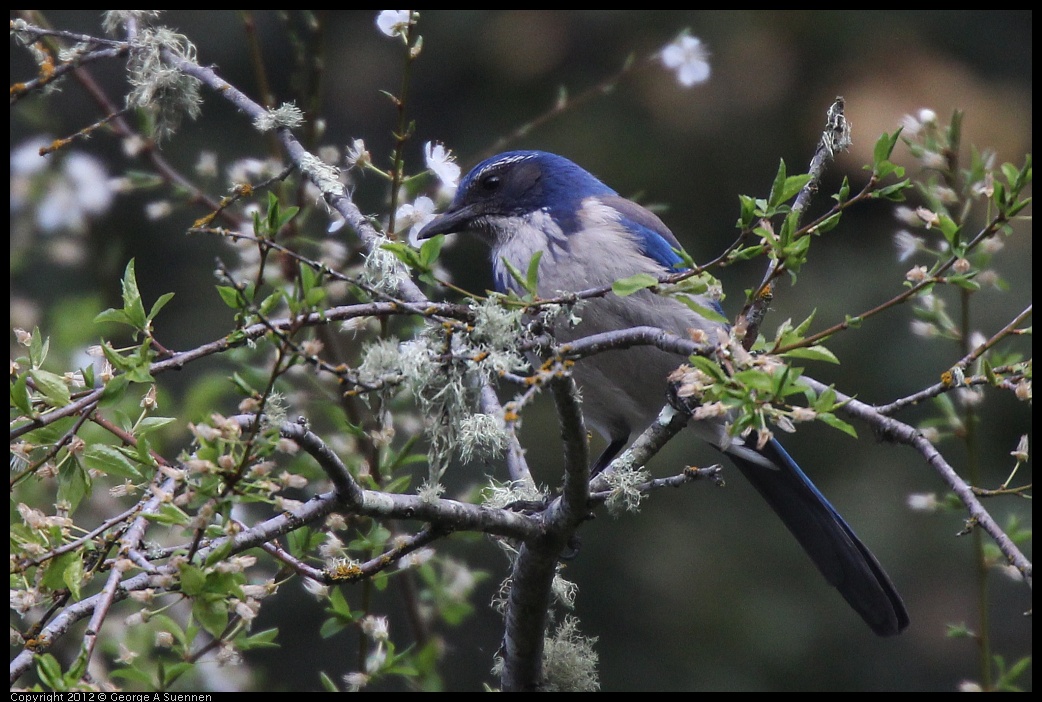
[[480, 174, 501, 192]]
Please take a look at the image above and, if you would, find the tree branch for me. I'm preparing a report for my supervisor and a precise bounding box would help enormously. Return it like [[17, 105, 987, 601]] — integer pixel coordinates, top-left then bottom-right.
[[802, 377, 1032, 585]]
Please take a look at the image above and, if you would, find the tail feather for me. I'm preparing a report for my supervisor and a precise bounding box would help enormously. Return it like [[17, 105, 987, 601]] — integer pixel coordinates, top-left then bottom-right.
[[727, 438, 909, 636]]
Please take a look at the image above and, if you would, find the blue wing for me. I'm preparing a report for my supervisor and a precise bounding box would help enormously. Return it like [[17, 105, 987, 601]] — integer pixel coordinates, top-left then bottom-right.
[[600, 194, 727, 320]]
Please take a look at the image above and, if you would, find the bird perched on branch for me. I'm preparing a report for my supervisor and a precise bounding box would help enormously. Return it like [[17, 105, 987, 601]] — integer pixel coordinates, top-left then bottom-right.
[[417, 150, 908, 636]]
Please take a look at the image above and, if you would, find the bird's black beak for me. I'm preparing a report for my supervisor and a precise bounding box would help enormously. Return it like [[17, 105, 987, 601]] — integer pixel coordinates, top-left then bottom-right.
[[416, 202, 480, 241]]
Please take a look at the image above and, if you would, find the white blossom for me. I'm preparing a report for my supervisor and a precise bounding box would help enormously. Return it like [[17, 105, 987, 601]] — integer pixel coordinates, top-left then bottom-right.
[[660, 34, 710, 88], [893, 230, 922, 262], [395, 195, 437, 246], [910, 320, 937, 338], [424, 141, 460, 191], [145, 200, 173, 220], [10, 136, 51, 176], [116, 643, 138, 665], [376, 10, 412, 38], [1011, 434, 1029, 463], [906, 492, 939, 512], [30, 151, 115, 233], [195, 150, 218, 177], [900, 108, 938, 138], [343, 672, 369, 692], [360, 615, 390, 641], [345, 138, 371, 169], [302, 576, 329, 599], [905, 265, 929, 283]]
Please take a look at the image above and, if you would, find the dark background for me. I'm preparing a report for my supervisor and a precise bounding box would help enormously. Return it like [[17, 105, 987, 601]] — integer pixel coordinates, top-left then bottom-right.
[[11, 11, 1032, 692]]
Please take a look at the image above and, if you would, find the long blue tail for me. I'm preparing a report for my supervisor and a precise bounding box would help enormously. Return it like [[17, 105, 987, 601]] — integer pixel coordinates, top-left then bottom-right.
[[728, 438, 909, 636]]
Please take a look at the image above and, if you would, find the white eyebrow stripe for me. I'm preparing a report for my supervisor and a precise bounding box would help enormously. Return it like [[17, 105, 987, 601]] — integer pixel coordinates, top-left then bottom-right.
[[471, 152, 537, 181]]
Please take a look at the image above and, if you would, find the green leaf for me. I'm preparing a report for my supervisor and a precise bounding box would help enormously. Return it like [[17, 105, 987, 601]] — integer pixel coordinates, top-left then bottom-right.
[[29, 369, 71, 407], [36, 653, 65, 691], [216, 285, 244, 309], [179, 563, 207, 596], [11, 372, 32, 415], [82, 444, 143, 480], [193, 596, 229, 638], [792, 310, 816, 337], [286, 525, 323, 557], [319, 671, 341, 692], [152, 613, 188, 648], [382, 241, 423, 269], [142, 503, 190, 526], [27, 327, 49, 367], [755, 222, 778, 248], [525, 250, 543, 292], [834, 176, 851, 204], [110, 668, 155, 686], [42, 551, 79, 593], [99, 338, 155, 384], [63, 554, 84, 600], [874, 179, 911, 200], [768, 158, 788, 208], [148, 292, 175, 323], [161, 661, 195, 688], [948, 274, 981, 291], [674, 296, 730, 325], [58, 454, 92, 510], [94, 308, 133, 327], [733, 368, 775, 393], [779, 174, 813, 206], [299, 260, 319, 291], [671, 246, 697, 270], [810, 212, 842, 234], [1000, 161, 1021, 188], [321, 588, 357, 636], [120, 259, 147, 330], [320, 617, 350, 639], [258, 289, 284, 316], [737, 194, 758, 228], [781, 345, 840, 364], [260, 191, 300, 236], [419, 232, 445, 267], [729, 244, 766, 262], [500, 252, 542, 298], [937, 215, 961, 246], [383, 238, 446, 286], [666, 271, 716, 297], [688, 355, 728, 382], [304, 285, 327, 307], [66, 650, 90, 685], [779, 209, 799, 247], [276, 205, 300, 232], [136, 416, 176, 435], [873, 130, 902, 166], [240, 627, 280, 650], [817, 412, 858, 438], [945, 622, 974, 639], [612, 273, 658, 296], [99, 373, 130, 402], [204, 538, 236, 567]]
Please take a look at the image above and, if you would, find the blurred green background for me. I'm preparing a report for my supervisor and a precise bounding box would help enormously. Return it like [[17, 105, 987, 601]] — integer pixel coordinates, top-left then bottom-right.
[[10, 11, 1032, 692]]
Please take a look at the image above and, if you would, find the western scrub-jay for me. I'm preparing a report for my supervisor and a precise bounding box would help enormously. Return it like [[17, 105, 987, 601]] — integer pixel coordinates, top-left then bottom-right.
[[417, 150, 908, 636]]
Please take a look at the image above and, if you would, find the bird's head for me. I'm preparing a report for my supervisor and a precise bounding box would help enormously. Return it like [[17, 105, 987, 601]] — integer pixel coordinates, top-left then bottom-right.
[[416, 150, 615, 242]]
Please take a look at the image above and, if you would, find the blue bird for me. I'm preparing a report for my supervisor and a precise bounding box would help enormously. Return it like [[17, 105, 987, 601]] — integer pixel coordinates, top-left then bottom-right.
[[417, 150, 909, 636]]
